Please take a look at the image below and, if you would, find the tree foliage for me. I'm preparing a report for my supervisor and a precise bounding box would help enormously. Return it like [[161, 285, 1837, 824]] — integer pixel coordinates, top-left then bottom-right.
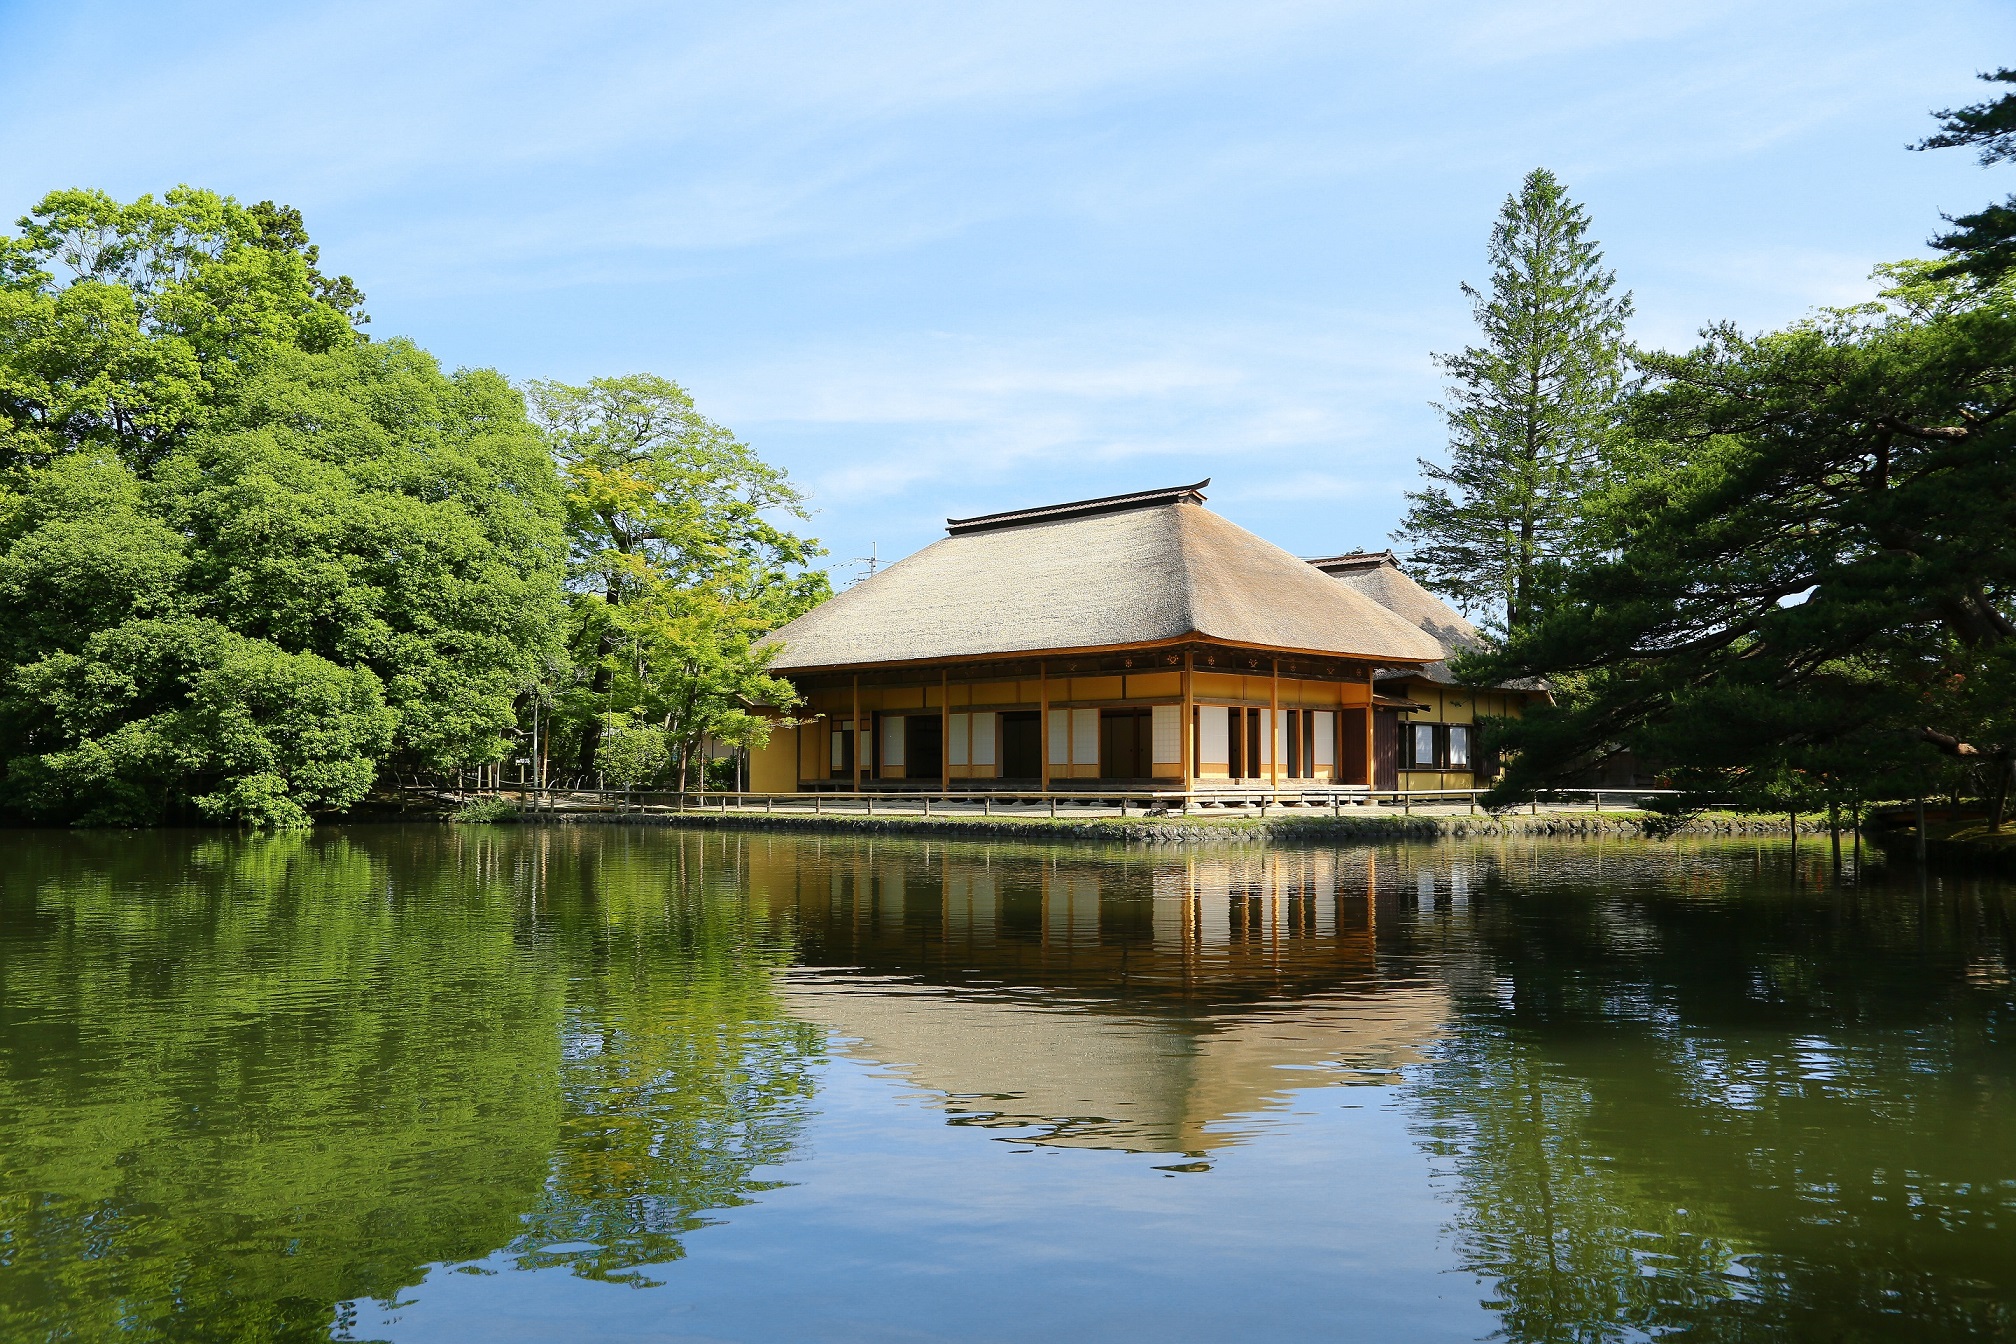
[[1917, 67, 2016, 281], [0, 187, 566, 825], [1396, 168, 1632, 633], [527, 374, 828, 786], [1465, 263, 2016, 819]]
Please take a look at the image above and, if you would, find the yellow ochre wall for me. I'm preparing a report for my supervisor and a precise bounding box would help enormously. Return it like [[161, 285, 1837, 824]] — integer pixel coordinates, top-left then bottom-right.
[[1394, 680, 1535, 791], [750, 722, 798, 793]]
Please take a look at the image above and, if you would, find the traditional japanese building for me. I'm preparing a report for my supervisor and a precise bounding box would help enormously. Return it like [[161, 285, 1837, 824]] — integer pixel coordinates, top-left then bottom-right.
[[746, 481, 1444, 794], [1309, 550, 1547, 791]]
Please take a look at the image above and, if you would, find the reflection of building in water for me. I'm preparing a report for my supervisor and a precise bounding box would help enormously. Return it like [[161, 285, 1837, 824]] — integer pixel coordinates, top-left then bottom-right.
[[747, 843, 1449, 1153]]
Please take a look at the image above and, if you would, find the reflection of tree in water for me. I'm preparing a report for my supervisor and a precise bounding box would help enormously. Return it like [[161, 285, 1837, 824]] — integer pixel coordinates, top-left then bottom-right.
[[507, 830, 821, 1286], [1405, 846, 2016, 1342], [0, 827, 820, 1341]]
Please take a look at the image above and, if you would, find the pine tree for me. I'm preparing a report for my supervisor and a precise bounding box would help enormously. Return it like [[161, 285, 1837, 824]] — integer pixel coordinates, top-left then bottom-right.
[[1396, 169, 1632, 634], [1914, 68, 2016, 281]]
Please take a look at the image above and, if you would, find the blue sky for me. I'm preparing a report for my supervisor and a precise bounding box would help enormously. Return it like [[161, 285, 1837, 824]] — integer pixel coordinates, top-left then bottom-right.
[[4, 0, 2013, 579]]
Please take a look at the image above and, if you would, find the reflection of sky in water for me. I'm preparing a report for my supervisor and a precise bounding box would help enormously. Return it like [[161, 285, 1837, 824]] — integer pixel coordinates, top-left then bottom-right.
[[348, 1053, 1488, 1343]]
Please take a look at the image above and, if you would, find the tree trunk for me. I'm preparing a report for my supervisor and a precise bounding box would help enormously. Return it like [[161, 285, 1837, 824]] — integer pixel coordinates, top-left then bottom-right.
[[574, 628, 616, 776]]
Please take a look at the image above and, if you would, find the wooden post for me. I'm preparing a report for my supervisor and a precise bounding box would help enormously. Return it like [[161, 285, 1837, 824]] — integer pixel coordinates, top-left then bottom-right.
[[1363, 667, 1376, 791], [1270, 658, 1280, 789], [941, 667, 951, 795], [1039, 661, 1050, 794], [851, 674, 862, 794], [1181, 649, 1195, 810]]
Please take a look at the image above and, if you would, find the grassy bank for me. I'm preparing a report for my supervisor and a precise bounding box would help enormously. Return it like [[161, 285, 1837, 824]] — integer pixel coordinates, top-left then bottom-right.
[[461, 806, 1813, 844]]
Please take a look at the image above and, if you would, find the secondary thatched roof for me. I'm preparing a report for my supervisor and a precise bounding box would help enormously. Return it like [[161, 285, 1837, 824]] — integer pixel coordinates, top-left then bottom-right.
[[763, 487, 1444, 671], [1310, 550, 1535, 689]]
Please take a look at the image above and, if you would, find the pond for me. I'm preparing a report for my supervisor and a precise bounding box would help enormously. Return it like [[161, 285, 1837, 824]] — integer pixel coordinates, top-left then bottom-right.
[[1, 825, 2012, 1342]]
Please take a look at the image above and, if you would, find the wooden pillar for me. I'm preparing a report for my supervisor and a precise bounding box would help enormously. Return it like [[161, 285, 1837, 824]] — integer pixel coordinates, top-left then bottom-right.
[[852, 674, 862, 793], [1364, 666, 1376, 789], [1270, 658, 1281, 788], [1333, 691, 1344, 787], [940, 667, 950, 794], [1181, 649, 1195, 789], [1038, 661, 1050, 792]]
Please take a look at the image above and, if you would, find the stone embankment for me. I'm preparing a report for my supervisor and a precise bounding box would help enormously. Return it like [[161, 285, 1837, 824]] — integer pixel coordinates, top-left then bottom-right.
[[506, 807, 1815, 844]]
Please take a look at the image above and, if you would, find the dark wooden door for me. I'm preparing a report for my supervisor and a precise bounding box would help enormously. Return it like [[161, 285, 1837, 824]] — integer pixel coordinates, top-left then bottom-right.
[[1000, 711, 1041, 779], [1339, 708, 1367, 785], [1099, 709, 1151, 780], [906, 714, 942, 781], [1373, 709, 1399, 790]]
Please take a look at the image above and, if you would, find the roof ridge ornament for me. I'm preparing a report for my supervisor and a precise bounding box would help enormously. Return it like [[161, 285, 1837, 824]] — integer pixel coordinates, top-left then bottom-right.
[[1307, 549, 1400, 574], [945, 479, 1210, 536]]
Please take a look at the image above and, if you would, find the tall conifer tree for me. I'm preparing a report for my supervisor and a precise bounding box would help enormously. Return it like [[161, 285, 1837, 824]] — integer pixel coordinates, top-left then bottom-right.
[[1397, 169, 1632, 633]]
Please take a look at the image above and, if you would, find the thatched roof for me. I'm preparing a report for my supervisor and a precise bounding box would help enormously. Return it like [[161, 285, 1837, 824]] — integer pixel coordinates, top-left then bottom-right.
[[763, 487, 1444, 672], [1310, 550, 1534, 689]]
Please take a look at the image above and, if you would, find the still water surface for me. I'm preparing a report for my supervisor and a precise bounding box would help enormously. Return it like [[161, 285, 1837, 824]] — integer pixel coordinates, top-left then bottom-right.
[[2, 826, 2013, 1341]]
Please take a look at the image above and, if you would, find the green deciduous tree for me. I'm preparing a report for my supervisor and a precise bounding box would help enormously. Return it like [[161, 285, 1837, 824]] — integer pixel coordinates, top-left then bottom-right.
[[11, 618, 394, 829], [528, 374, 828, 786], [0, 187, 566, 825], [1397, 169, 1633, 634], [246, 199, 369, 326]]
